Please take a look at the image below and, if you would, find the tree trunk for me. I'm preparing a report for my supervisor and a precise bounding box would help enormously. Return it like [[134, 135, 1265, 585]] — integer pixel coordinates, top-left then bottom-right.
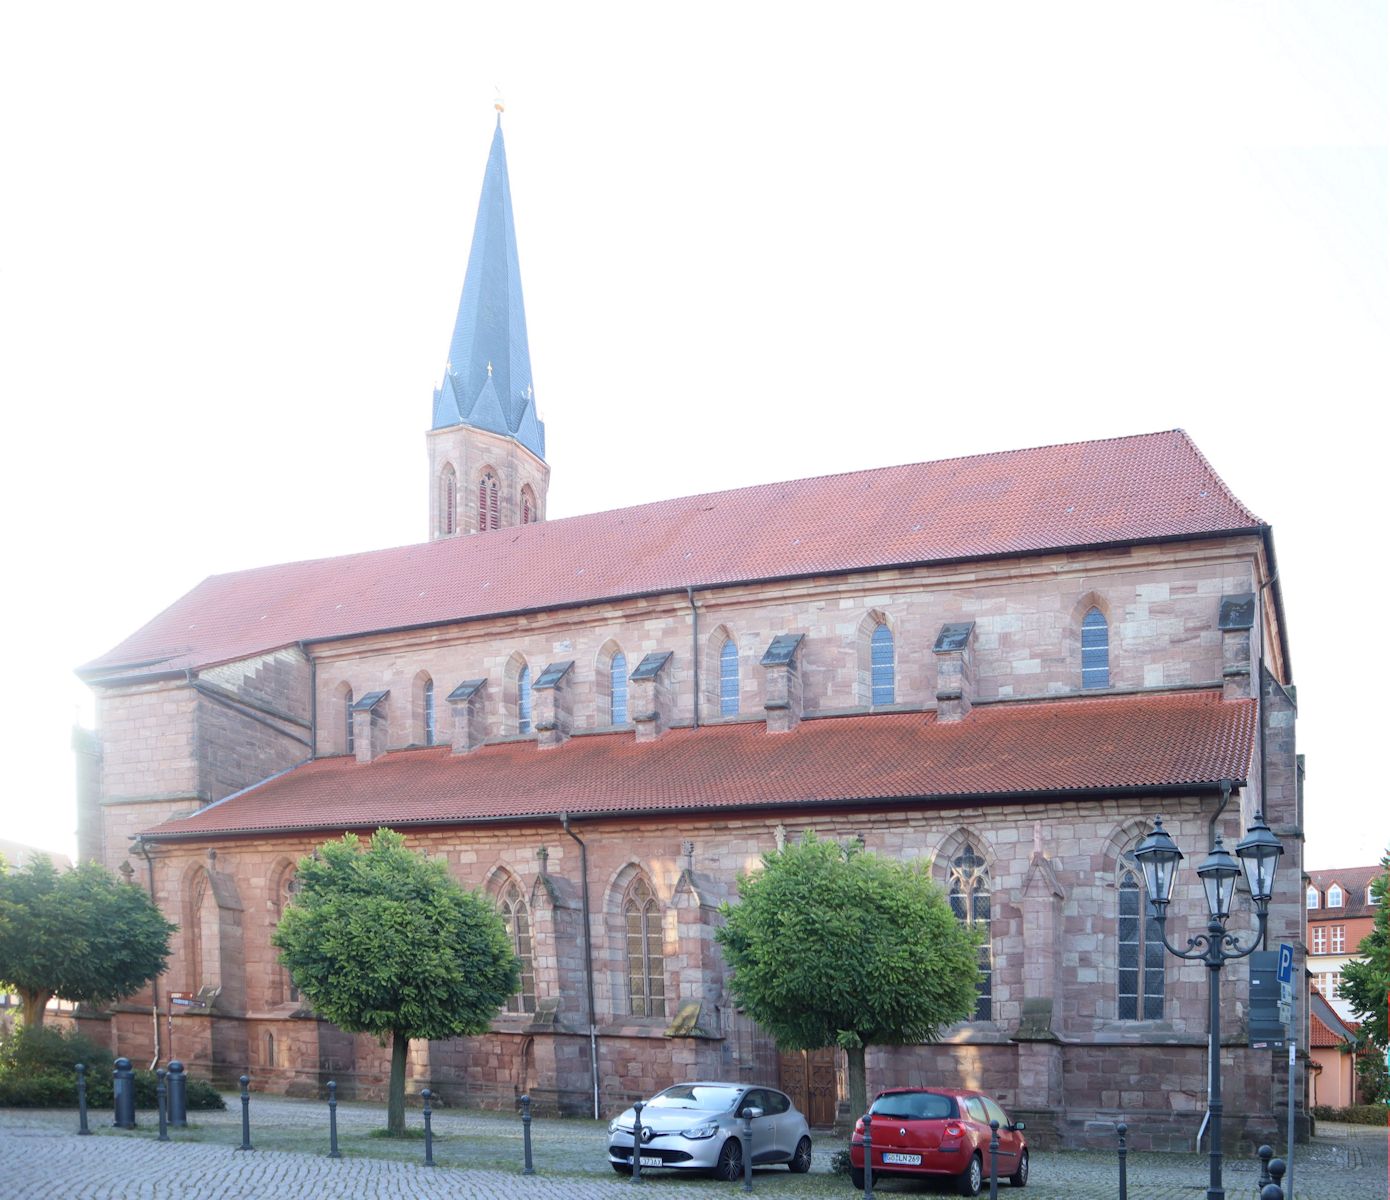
[[846, 1042, 868, 1119], [387, 1029, 410, 1135], [20, 989, 51, 1028]]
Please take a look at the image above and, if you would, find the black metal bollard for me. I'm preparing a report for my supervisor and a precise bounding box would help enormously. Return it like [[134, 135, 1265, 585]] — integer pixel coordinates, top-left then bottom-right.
[[422, 1088, 435, 1166], [327, 1080, 341, 1159], [112, 1057, 136, 1129], [237, 1075, 253, 1151], [1116, 1121, 1128, 1200], [520, 1093, 534, 1175], [1263, 1157, 1286, 1200], [1258, 1143, 1273, 1189], [632, 1100, 644, 1182], [740, 1106, 756, 1192], [862, 1109, 874, 1200], [156, 1069, 170, 1142], [167, 1061, 187, 1128], [988, 1119, 1000, 1199], [75, 1064, 91, 1135]]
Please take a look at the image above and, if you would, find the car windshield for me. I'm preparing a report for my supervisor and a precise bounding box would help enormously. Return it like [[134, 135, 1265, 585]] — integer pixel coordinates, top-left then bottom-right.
[[647, 1084, 743, 1111], [870, 1093, 956, 1120]]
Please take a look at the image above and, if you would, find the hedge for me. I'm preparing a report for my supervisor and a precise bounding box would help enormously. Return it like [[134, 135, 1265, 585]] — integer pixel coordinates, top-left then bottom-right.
[[0, 1026, 224, 1111], [1310, 1103, 1389, 1126]]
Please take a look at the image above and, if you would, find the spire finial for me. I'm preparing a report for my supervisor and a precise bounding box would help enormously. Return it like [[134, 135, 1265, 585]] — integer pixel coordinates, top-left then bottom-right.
[[494, 86, 505, 116], [486, 360, 493, 377]]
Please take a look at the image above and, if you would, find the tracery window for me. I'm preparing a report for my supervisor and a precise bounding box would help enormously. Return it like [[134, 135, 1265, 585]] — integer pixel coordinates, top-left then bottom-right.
[[610, 652, 628, 725], [1118, 851, 1165, 1020], [624, 877, 666, 1018], [719, 638, 738, 717], [518, 665, 532, 734], [1082, 607, 1109, 689], [498, 881, 537, 1014], [870, 623, 895, 705], [948, 843, 991, 1021]]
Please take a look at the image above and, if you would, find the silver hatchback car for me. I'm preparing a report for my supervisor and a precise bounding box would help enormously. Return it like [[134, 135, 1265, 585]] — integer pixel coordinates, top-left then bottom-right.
[[607, 1081, 814, 1180]]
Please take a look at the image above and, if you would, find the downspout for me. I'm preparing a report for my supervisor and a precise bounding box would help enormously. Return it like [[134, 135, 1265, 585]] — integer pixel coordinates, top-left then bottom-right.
[[132, 837, 163, 1070], [687, 586, 700, 729], [560, 813, 600, 1119], [299, 640, 317, 758]]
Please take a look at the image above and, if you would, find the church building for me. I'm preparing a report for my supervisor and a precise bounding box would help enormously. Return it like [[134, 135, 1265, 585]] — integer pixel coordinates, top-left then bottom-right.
[[75, 118, 1305, 1149]]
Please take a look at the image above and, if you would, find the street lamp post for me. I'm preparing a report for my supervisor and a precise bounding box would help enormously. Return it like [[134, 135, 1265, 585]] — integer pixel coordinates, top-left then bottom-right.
[[1134, 803, 1284, 1200]]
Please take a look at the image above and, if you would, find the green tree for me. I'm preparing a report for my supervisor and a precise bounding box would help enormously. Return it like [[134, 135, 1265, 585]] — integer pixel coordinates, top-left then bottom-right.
[[0, 856, 175, 1027], [715, 833, 981, 1116], [1340, 852, 1390, 1051], [272, 828, 520, 1135]]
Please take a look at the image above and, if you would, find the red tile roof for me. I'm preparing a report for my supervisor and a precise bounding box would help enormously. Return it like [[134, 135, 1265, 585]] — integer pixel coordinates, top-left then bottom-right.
[[1309, 990, 1359, 1047], [144, 690, 1255, 841], [83, 430, 1261, 679], [1308, 865, 1386, 920], [1310, 1011, 1350, 1048]]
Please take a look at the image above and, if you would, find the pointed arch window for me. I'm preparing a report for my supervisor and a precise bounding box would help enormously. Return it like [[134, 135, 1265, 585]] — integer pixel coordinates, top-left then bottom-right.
[[518, 665, 532, 734], [1082, 607, 1109, 689], [499, 881, 536, 1014], [948, 843, 991, 1021], [479, 472, 500, 531], [344, 688, 355, 755], [521, 485, 536, 525], [624, 877, 666, 1018], [440, 465, 457, 535], [423, 679, 436, 746], [719, 638, 739, 717], [1326, 884, 1343, 908], [871, 623, 895, 705], [1306, 886, 1319, 910], [611, 652, 628, 725], [274, 872, 300, 1004], [1118, 851, 1164, 1019]]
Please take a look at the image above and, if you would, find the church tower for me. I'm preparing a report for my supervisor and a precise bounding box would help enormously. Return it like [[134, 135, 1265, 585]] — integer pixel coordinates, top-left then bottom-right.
[[427, 113, 549, 539]]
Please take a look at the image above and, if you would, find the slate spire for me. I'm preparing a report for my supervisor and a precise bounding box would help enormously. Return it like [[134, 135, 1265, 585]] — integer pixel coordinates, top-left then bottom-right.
[[432, 116, 545, 459]]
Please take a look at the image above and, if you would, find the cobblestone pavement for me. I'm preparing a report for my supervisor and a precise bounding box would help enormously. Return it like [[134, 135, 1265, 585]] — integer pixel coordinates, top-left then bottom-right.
[[0, 1098, 1384, 1199]]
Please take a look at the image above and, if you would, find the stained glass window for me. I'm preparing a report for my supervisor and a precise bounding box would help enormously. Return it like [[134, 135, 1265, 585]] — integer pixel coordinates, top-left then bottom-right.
[[719, 639, 738, 717], [611, 652, 628, 725], [625, 877, 665, 1017], [499, 882, 536, 1013], [948, 843, 991, 1021], [1082, 607, 1109, 689], [871, 624, 895, 705], [1118, 852, 1165, 1020], [518, 665, 532, 734]]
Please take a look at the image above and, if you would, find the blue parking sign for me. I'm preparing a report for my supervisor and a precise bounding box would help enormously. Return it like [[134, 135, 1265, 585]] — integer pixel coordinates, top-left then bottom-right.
[[1277, 943, 1293, 985]]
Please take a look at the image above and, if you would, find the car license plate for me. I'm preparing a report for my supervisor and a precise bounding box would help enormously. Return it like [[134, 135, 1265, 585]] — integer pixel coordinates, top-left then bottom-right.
[[883, 1152, 922, 1165], [639, 1156, 664, 1167]]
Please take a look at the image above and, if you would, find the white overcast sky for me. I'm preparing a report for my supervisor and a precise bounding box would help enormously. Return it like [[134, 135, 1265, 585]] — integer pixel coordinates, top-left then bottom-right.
[[1, 2, 1384, 872]]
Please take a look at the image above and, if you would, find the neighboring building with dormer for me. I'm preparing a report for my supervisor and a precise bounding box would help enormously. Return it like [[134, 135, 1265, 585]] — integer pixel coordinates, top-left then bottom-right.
[[1306, 864, 1382, 1023], [74, 118, 1306, 1151]]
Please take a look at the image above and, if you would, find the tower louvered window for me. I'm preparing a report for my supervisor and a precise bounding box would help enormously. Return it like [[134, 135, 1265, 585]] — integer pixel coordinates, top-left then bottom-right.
[[1082, 607, 1109, 689], [440, 466, 457, 535], [871, 623, 895, 705], [521, 486, 536, 525], [949, 843, 991, 1021], [479, 472, 500, 531], [719, 639, 738, 716], [1118, 852, 1164, 1019], [611, 652, 628, 725], [625, 877, 666, 1018]]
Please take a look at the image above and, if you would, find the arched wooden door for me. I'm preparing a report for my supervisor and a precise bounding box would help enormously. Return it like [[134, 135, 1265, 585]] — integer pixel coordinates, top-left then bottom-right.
[[778, 1048, 838, 1128]]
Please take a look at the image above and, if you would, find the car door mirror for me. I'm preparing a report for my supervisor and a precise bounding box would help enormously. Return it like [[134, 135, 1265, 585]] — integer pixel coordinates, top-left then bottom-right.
[[741, 1106, 763, 1120], [1008, 1120, 1026, 1131]]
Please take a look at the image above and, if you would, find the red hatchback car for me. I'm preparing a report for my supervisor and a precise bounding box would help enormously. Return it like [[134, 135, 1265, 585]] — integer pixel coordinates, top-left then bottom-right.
[[849, 1087, 1029, 1195]]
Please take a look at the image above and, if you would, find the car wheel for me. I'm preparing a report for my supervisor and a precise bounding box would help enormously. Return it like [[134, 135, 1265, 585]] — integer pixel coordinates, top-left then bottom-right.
[[849, 1164, 865, 1190], [789, 1136, 813, 1174], [611, 1162, 633, 1176], [957, 1152, 983, 1196], [713, 1137, 744, 1182], [1009, 1147, 1029, 1188]]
